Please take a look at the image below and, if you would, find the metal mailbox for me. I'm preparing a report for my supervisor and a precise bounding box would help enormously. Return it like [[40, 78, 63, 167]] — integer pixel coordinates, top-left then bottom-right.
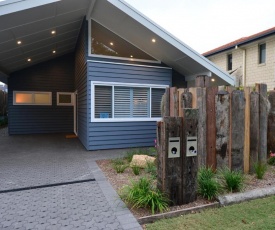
[[186, 136, 198, 157], [168, 137, 180, 158]]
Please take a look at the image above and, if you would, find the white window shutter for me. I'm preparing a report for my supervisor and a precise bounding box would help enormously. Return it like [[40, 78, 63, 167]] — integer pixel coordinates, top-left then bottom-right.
[[95, 86, 112, 118]]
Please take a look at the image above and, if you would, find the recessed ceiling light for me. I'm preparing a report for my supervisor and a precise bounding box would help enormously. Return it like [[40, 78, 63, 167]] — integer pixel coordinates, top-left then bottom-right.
[[52, 50, 56, 54], [110, 42, 114, 46], [211, 78, 215, 82], [17, 40, 22, 45], [130, 55, 133, 58], [27, 58, 31, 62], [51, 30, 56, 34], [152, 38, 156, 43]]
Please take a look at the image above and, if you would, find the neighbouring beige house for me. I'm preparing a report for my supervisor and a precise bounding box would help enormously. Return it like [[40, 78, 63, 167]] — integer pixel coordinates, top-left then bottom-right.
[[203, 27, 275, 90]]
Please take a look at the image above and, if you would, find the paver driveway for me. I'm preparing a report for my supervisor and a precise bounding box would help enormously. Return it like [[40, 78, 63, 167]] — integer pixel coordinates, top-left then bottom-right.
[[0, 132, 142, 230]]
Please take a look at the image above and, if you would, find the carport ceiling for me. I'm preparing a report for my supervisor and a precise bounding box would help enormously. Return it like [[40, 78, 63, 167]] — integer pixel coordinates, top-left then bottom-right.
[[0, 0, 90, 74]]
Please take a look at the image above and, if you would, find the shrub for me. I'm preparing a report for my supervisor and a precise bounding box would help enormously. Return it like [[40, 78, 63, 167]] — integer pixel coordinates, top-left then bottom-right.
[[268, 157, 275, 166], [220, 168, 244, 192], [253, 162, 267, 179], [112, 158, 128, 173], [0, 116, 8, 127], [111, 157, 125, 166], [120, 177, 169, 214], [267, 152, 275, 166], [145, 161, 157, 178], [114, 164, 128, 173], [132, 165, 140, 175], [198, 166, 215, 181], [197, 167, 220, 200]]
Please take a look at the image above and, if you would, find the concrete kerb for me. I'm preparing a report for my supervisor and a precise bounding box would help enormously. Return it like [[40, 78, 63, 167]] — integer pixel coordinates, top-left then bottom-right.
[[218, 186, 275, 206], [138, 186, 275, 225]]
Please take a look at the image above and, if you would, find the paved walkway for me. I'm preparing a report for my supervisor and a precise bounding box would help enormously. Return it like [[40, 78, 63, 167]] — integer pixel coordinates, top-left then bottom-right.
[[0, 131, 142, 230]]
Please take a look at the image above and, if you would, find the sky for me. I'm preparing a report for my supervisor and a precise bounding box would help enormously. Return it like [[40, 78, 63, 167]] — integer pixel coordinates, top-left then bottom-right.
[[124, 0, 275, 54]]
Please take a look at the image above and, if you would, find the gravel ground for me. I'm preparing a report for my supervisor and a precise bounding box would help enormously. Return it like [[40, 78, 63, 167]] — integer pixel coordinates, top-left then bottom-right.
[[97, 159, 275, 219]]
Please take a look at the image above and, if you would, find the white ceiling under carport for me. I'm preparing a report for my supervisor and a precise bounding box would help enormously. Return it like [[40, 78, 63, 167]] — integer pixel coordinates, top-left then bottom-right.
[[0, 0, 90, 79], [0, 0, 235, 86]]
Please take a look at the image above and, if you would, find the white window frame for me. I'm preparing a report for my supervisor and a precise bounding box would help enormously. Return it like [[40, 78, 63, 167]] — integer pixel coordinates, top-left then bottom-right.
[[57, 92, 74, 106], [91, 81, 168, 122], [13, 91, 52, 105]]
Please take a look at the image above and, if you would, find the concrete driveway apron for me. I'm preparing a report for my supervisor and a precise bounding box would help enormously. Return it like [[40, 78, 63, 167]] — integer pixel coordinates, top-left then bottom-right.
[[0, 132, 142, 230]]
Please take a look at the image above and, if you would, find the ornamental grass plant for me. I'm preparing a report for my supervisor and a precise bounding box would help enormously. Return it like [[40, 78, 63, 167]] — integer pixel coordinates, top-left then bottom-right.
[[197, 166, 220, 200], [120, 177, 169, 214]]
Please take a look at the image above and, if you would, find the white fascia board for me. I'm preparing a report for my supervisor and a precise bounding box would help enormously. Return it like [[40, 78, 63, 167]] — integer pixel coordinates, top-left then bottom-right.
[[108, 0, 235, 86], [0, 0, 60, 16], [0, 71, 8, 84]]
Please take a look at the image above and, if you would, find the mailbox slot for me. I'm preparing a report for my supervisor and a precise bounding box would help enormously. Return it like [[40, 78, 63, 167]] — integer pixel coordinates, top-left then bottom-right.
[[168, 137, 180, 158], [186, 136, 197, 157]]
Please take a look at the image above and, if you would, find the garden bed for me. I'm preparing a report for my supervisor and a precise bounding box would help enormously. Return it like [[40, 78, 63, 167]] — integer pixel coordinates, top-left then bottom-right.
[[97, 157, 275, 219]]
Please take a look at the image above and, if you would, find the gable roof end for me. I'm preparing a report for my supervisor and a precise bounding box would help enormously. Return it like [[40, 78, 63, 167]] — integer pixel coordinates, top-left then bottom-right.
[[89, 0, 235, 86]]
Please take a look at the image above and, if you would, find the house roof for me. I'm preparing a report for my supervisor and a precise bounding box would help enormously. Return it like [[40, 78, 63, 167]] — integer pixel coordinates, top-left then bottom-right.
[[203, 26, 275, 57], [0, 0, 235, 86]]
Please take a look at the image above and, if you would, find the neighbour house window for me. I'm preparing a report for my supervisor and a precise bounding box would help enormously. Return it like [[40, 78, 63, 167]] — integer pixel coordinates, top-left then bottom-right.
[[92, 82, 166, 121], [90, 20, 157, 62], [13, 91, 52, 105], [227, 54, 232, 71], [259, 43, 266, 64], [57, 92, 74, 106]]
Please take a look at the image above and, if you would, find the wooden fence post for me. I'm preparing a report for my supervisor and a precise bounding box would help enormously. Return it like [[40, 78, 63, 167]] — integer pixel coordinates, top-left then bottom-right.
[[182, 109, 198, 204], [170, 87, 178, 117], [178, 89, 185, 117], [268, 90, 275, 153], [231, 90, 245, 172], [157, 121, 165, 191], [157, 117, 183, 205], [250, 91, 260, 172], [256, 84, 268, 163], [206, 86, 218, 169], [196, 76, 210, 88], [215, 90, 230, 169], [161, 88, 170, 117], [244, 87, 251, 173], [197, 88, 207, 168], [182, 91, 192, 109]]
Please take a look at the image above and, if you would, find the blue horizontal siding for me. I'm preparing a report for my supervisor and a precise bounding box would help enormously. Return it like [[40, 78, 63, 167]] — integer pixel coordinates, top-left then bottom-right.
[[89, 121, 156, 149], [8, 54, 75, 135], [74, 19, 88, 149], [87, 60, 171, 150]]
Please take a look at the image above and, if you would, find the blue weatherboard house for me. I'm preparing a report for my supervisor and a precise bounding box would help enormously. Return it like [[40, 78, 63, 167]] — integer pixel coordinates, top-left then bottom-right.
[[0, 0, 234, 150]]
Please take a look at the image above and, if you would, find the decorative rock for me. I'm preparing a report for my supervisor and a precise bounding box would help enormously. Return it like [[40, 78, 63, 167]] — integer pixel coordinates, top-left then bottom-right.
[[130, 155, 156, 168]]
